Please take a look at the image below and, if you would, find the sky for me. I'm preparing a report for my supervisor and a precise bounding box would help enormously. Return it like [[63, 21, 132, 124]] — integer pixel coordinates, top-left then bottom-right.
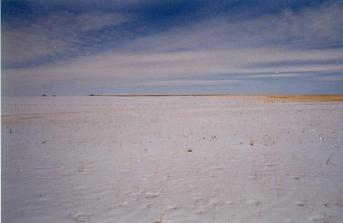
[[2, 0, 343, 96]]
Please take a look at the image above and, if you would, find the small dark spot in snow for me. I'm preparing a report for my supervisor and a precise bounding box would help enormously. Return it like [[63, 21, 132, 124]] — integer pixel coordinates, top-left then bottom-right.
[[187, 149, 192, 152], [296, 203, 305, 207], [209, 136, 218, 142], [42, 141, 46, 144]]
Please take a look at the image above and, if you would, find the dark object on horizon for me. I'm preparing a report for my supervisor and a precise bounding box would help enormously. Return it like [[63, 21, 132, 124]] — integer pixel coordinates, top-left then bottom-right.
[[42, 94, 46, 97], [89, 94, 95, 96]]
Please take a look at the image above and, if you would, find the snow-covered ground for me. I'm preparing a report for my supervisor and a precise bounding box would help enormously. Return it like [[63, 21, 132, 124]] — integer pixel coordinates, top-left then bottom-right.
[[2, 96, 343, 223]]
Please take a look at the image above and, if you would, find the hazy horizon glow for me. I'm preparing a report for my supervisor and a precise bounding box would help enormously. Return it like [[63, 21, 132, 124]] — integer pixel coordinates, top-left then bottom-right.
[[2, 0, 343, 96]]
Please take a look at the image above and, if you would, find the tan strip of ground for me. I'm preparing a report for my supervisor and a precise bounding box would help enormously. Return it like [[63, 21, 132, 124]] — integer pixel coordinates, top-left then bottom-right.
[[257, 95, 343, 102]]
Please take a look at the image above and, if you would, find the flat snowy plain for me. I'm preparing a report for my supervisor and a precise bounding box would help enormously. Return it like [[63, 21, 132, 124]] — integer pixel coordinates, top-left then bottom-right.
[[2, 96, 343, 223]]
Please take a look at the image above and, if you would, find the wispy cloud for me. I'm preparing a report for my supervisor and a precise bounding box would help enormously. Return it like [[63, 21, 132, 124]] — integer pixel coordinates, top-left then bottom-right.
[[2, 0, 343, 96], [122, 1, 343, 51], [2, 11, 129, 65]]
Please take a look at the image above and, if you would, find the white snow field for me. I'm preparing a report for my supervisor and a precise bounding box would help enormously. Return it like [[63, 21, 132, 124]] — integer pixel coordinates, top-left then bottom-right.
[[2, 96, 343, 223]]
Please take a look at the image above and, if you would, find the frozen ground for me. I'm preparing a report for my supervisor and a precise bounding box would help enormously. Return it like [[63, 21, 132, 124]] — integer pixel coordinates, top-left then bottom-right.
[[2, 96, 343, 223]]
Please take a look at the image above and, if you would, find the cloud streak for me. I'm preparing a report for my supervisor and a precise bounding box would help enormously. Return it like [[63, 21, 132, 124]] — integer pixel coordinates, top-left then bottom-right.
[[2, 11, 129, 66], [2, 0, 343, 96]]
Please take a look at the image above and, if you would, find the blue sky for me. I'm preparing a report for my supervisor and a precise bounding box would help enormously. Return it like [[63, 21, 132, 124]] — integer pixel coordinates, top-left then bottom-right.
[[2, 0, 343, 96]]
